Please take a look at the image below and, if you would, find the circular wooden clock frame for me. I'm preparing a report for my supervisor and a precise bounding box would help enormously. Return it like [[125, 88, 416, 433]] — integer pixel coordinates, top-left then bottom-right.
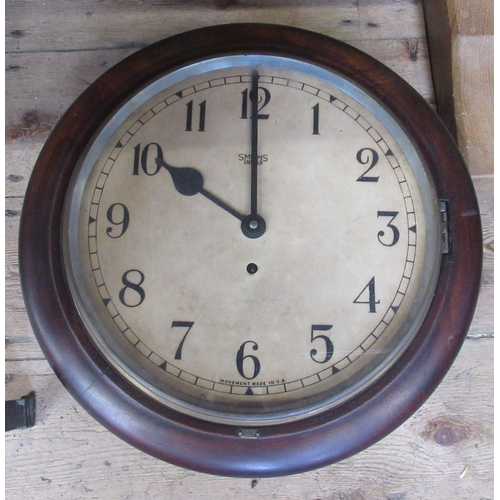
[[19, 24, 482, 477]]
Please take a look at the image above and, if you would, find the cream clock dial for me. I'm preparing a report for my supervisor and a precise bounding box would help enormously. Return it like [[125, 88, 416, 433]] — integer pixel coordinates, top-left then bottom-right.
[[64, 56, 440, 424], [20, 25, 482, 477]]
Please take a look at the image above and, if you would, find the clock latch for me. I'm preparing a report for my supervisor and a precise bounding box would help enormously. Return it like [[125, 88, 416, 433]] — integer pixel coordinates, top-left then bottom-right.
[[237, 428, 261, 439]]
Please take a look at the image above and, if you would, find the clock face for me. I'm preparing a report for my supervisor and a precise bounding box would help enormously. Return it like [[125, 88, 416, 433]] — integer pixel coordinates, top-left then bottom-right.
[[19, 23, 484, 476], [63, 55, 441, 425]]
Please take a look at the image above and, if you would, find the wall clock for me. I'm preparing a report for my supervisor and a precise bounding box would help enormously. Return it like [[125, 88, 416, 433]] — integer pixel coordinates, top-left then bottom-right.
[[19, 24, 482, 477]]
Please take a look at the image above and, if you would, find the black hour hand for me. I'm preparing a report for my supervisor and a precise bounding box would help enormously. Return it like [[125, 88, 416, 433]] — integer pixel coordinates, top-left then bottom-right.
[[155, 157, 244, 221], [156, 158, 203, 196]]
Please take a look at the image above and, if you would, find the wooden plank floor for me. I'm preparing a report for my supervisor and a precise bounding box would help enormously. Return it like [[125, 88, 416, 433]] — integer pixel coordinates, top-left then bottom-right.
[[5, 1, 493, 498]]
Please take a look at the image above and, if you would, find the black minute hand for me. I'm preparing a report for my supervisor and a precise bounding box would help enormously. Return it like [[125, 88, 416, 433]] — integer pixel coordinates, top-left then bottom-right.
[[239, 70, 267, 239], [155, 157, 244, 221], [250, 69, 259, 216]]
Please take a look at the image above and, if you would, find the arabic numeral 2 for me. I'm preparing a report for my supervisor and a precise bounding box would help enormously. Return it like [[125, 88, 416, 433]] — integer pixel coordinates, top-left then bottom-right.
[[356, 148, 379, 182]]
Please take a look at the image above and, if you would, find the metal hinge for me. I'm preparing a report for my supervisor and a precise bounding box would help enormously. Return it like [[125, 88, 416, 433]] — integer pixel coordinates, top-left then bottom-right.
[[440, 200, 450, 254]]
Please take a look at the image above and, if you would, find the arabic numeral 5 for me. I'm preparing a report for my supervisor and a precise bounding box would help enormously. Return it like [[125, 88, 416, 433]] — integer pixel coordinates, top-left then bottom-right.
[[310, 325, 334, 364]]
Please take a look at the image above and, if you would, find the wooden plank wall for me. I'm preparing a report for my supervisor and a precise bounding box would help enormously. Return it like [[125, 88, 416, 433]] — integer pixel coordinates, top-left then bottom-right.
[[5, 1, 493, 498]]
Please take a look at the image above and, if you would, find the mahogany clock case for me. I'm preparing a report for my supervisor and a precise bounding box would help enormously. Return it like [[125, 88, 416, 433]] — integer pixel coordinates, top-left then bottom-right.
[[18, 24, 482, 477]]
